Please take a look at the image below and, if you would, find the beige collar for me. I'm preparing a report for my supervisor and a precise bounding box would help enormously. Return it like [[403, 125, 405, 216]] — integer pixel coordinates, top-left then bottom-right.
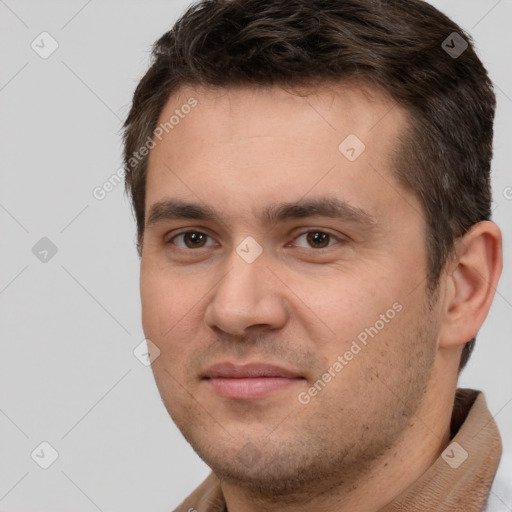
[[175, 389, 502, 512]]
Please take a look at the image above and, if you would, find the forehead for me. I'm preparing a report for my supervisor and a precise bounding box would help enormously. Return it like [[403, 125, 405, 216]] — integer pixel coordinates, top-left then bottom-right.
[[145, 82, 420, 228], [158, 81, 404, 148]]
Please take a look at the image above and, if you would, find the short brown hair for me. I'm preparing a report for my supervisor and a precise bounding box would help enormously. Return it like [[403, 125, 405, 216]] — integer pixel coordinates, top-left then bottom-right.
[[123, 0, 496, 371]]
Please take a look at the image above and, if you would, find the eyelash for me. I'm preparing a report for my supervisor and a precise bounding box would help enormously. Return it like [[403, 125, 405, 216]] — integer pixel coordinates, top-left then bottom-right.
[[166, 229, 345, 250]]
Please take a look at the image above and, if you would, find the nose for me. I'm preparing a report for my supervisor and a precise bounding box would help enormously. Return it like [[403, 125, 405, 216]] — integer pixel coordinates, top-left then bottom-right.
[[203, 246, 289, 336]]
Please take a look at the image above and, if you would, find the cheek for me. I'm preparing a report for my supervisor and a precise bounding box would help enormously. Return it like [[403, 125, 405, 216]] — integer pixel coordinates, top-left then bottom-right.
[[140, 264, 194, 349], [287, 266, 396, 341]]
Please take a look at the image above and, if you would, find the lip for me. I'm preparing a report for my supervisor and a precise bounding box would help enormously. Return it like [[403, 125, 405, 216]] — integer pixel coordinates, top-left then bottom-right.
[[203, 362, 301, 379], [203, 362, 304, 400]]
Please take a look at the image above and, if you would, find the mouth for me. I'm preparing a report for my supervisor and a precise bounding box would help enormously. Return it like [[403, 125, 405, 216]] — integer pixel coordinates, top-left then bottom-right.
[[202, 362, 305, 400]]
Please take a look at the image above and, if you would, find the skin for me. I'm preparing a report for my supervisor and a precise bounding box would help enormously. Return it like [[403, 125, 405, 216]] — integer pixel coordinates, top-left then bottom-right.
[[140, 83, 502, 512]]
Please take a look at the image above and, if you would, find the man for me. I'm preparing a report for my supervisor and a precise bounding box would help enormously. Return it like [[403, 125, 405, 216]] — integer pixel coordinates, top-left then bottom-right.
[[123, 0, 510, 510]]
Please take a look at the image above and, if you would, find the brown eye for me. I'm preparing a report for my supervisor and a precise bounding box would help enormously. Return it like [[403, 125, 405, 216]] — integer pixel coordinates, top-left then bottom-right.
[[184, 232, 206, 248], [291, 230, 347, 250], [171, 232, 214, 249], [306, 231, 330, 248]]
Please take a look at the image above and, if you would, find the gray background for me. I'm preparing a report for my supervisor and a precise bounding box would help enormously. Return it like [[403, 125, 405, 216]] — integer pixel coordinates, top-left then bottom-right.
[[0, 1, 510, 510]]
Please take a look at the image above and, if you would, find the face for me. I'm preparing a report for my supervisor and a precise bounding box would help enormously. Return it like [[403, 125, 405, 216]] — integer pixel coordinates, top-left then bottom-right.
[[140, 84, 440, 496]]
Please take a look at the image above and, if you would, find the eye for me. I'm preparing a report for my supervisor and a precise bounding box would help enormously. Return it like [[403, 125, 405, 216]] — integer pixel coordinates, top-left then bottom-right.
[[292, 230, 342, 249], [169, 231, 217, 249]]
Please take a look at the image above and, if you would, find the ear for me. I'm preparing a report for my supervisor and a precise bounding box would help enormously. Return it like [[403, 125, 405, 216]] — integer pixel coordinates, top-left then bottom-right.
[[439, 221, 503, 349]]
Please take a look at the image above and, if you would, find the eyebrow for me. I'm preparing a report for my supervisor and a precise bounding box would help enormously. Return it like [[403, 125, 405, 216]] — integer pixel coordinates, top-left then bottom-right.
[[146, 197, 377, 230]]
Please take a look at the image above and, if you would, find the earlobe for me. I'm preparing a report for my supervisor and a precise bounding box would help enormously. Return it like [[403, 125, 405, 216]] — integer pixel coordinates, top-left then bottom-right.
[[439, 221, 503, 349]]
